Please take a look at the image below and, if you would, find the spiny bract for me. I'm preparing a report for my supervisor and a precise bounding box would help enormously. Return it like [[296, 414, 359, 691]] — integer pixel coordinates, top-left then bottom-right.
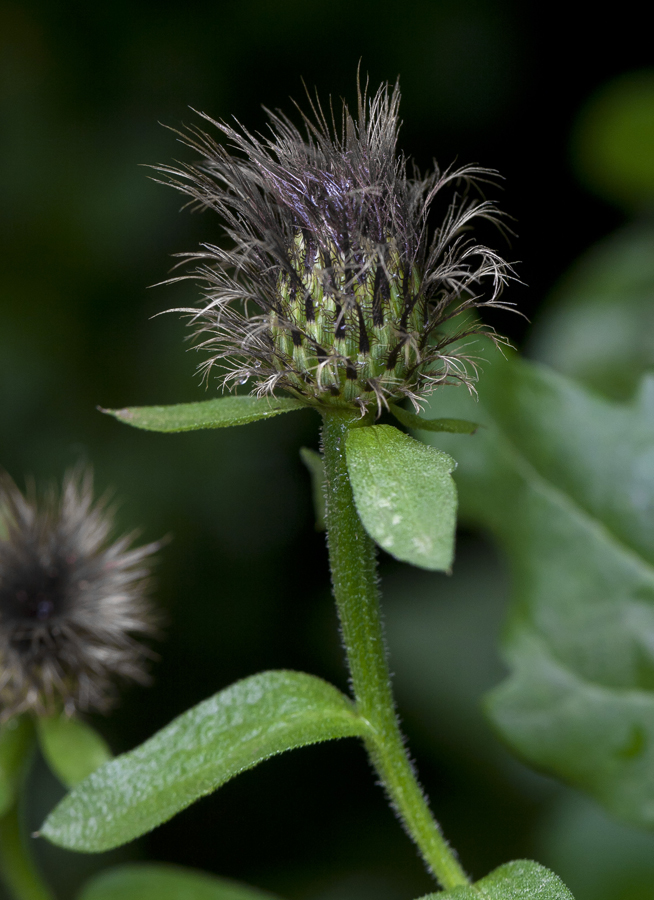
[[0, 469, 159, 720], [157, 81, 515, 414]]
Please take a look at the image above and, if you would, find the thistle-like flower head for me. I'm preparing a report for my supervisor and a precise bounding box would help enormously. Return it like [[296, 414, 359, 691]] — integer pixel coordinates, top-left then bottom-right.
[[0, 469, 159, 720], [158, 81, 515, 413]]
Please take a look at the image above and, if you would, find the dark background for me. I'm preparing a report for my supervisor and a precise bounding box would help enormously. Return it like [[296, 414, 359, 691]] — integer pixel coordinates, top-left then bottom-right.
[[1, 2, 653, 898]]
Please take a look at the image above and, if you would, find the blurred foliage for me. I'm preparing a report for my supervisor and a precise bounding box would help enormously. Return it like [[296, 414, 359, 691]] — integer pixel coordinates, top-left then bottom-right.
[[528, 221, 654, 401], [2, 0, 654, 897], [421, 349, 654, 829], [570, 70, 654, 212]]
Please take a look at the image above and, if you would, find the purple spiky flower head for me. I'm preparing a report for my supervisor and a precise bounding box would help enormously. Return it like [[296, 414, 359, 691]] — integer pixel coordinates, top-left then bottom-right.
[[157, 80, 515, 414], [0, 469, 160, 720]]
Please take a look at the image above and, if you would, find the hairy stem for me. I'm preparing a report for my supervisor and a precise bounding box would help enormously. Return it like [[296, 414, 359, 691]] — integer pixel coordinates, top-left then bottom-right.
[[321, 408, 469, 890], [0, 773, 54, 900]]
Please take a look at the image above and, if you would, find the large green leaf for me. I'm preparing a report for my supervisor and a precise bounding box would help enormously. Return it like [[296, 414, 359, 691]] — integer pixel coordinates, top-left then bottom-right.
[[42, 670, 368, 852], [78, 863, 281, 900], [346, 425, 457, 571], [421, 351, 654, 827], [37, 716, 112, 789], [419, 859, 574, 900], [529, 221, 654, 402], [101, 395, 305, 432]]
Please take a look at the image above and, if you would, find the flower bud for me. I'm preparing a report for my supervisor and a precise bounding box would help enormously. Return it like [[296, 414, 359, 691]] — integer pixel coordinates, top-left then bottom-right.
[[157, 81, 515, 413], [0, 469, 159, 720]]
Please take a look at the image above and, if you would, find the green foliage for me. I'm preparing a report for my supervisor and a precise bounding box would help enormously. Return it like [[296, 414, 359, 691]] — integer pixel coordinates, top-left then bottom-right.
[[419, 860, 574, 900], [42, 670, 368, 852], [422, 349, 654, 827], [0, 717, 33, 816], [571, 70, 654, 210], [529, 221, 654, 402], [299, 447, 326, 531], [346, 425, 457, 571], [37, 716, 112, 789], [538, 791, 654, 900], [389, 403, 479, 434], [101, 396, 305, 432], [78, 863, 280, 900]]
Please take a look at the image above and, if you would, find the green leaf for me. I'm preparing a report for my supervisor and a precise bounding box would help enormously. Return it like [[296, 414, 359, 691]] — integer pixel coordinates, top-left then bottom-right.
[[78, 863, 281, 900], [0, 717, 33, 816], [346, 424, 457, 571], [101, 395, 305, 432], [422, 351, 654, 827], [389, 403, 479, 434], [419, 859, 574, 900], [299, 447, 326, 531], [529, 221, 654, 402], [42, 670, 368, 852], [37, 716, 112, 789]]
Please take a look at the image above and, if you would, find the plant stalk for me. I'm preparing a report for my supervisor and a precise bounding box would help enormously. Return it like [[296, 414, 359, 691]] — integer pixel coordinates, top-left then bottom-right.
[[0, 795, 54, 900], [321, 408, 469, 890]]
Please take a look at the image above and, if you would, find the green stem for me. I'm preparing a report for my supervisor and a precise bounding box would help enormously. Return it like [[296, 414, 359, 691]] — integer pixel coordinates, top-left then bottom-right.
[[0, 746, 54, 900], [321, 409, 469, 890]]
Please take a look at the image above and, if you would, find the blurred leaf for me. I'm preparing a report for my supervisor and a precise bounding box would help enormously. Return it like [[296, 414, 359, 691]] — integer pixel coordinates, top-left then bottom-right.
[[421, 351, 654, 827], [419, 859, 574, 900], [78, 863, 281, 900], [389, 404, 479, 434], [37, 716, 112, 789], [42, 670, 369, 852], [101, 396, 306, 432], [537, 791, 654, 900], [0, 717, 33, 816], [571, 70, 654, 211], [346, 425, 457, 571], [383, 541, 509, 757], [300, 447, 326, 531], [529, 221, 654, 401]]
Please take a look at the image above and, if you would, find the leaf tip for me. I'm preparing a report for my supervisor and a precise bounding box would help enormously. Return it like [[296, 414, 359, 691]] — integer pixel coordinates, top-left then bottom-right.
[[99, 406, 134, 422]]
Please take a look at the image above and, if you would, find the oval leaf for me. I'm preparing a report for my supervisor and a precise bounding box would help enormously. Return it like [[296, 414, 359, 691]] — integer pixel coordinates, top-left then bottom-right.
[[42, 670, 368, 852], [101, 396, 305, 432], [389, 404, 479, 434], [346, 425, 457, 571], [79, 863, 281, 900], [419, 860, 574, 900], [37, 716, 112, 789]]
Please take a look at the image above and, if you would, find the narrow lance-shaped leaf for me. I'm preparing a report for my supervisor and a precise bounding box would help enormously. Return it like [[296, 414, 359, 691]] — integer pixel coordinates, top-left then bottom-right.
[[101, 395, 306, 433], [346, 425, 457, 571], [389, 403, 479, 434], [78, 863, 282, 900], [42, 670, 370, 853], [37, 716, 112, 789], [418, 860, 574, 900]]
